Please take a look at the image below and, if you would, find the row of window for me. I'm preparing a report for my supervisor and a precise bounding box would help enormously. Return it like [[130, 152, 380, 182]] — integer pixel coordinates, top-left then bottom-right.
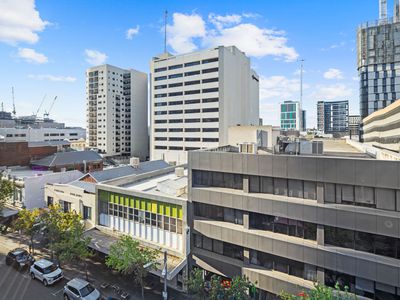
[[155, 88, 218, 97], [154, 137, 219, 142], [154, 58, 218, 73], [154, 68, 218, 81], [155, 128, 218, 133], [154, 146, 201, 151], [155, 108, 218, 115], [155, 118, 219, 124], [154, 97, 219, 106], [154, 78, 219, 90]]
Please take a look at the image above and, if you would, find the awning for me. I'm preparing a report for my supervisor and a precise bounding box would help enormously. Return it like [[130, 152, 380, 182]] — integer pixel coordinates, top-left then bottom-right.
[[84, 228, 187, 280], [0, 207, 19, 218]]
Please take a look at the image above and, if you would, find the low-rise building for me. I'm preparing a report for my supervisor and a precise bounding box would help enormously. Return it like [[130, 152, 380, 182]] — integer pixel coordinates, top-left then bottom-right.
[[227, 125, 280, 150], [361, 99, 400, 152], [31, 150, 103, 172], [93, 165, 189, 291]]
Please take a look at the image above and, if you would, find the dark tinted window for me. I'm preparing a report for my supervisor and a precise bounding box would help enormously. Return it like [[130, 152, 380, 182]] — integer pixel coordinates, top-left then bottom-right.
[[202, 57, 219, 64]]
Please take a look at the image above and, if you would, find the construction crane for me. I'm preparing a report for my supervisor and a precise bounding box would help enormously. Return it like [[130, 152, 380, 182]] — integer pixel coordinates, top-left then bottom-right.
[[43, 96, 57, 119], [35, 94, 46, 118], [11, 87, 16, 116]]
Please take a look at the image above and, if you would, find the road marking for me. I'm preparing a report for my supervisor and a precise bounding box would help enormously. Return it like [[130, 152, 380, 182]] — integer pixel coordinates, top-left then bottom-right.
[[52, 288, 64, 296]]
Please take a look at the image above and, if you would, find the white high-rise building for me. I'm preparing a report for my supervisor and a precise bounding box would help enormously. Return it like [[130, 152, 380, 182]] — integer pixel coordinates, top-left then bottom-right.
[[86, 64, 148, 160], [150, 46, 259, 164]]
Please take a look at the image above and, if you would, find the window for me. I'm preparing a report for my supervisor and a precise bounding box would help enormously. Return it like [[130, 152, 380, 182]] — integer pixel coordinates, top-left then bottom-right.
[[155, 146, 167, 149], [202, 78, 218, 83], [155, 137, 167, 141], [185, 70, 200, 76], [202, 118, 219, 122], [83, 206, 92, 220], [203, 138, 219, 142], [169, 137, 183, 141], [202, 57, 219, 64], [185, 61, 200, 67], [202, 67, 218, 74], [155, 102, 167, 107], [168, 73, 183, 79], [185, 128, 200, 132], [155, 76, 167, 81], [169, 92, 183, 96], [202, 128, 218, 132], [185, 137, 200, 142], [168, 64, 183, 70], [155, 111, 167, 115], [169, 128, 183, 132], [47, 196, 53, 207], [185, 99, 200, 104], [155, 84, 167, 90], [169, 146, 183, 150], [185, 118, 201, 123], [202, 97, 219, 103], [155, 67, 167, 72], [169, 82, 183, 88], [185, 109, 200, 113], [155, 93, 167, 98], [169, 110, 183, 114], [169, 119, 183, 123], [202, 88, 219, 93], [185, 80, 200, 86], [185, 90, 200, 95], [155, 120, 167, 124], [202, 107, 219, 113]]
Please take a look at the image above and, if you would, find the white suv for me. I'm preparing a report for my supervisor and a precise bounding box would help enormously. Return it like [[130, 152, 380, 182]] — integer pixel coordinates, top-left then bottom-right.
[[63, 278, 101, 300], [30, 259, 63, 286]]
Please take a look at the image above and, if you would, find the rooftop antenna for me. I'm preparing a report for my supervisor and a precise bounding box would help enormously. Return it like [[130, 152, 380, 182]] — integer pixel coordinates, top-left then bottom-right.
[[11, 87, 16, 116], [164, 10, 168, 53]]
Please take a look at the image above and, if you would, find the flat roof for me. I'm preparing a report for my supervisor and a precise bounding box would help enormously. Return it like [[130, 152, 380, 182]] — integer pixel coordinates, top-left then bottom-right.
[[4, 168, 53, 179]]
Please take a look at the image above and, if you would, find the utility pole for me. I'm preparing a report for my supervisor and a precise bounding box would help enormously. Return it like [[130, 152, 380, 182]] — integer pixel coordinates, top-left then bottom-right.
[[164, 10, 168, 53], [299, 59, 305, 109], [11, 86, 16, 116]]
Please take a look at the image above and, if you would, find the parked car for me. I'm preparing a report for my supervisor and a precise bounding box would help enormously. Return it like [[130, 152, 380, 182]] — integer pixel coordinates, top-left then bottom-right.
[[63, 278, 101, 300], [5, 248, 35, 270], [30, 259, 63, 286]]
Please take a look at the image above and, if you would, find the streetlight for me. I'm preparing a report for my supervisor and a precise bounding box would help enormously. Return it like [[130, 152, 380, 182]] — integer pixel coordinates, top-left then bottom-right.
[[143, 250, 168, 300]]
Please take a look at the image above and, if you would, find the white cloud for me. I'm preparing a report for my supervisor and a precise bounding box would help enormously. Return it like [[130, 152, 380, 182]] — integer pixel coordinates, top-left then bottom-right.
[[0, 0, 49, 45], [166, 13, 206, 54], [321, 41, 346, 51], [84, 49, 107, 65], [166, 12, 298, 61], [126, 25, 139, 39], [28, 74, 76, 82], [17, 47, 48, 64], [312, 83, 354, 100], [259, 75, 301, 100], [323, 68, 343, 80]]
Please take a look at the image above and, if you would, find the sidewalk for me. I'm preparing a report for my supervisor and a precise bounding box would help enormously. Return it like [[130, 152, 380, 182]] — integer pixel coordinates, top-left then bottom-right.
[[0, 232, 191, 300]]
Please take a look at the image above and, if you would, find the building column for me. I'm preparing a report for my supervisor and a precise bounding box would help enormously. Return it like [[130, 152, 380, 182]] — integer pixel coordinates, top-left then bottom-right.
[[243, 212, 249, 230], [243, 248, 250, 266], [317, 225, 324, 246], [316, 182, 324, 204], [317, 267, 324, 284], [243, 175, 249, 193]]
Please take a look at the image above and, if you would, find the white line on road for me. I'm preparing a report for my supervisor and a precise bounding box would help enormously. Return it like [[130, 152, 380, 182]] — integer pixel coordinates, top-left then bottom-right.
[[52, 288, 64, 296]]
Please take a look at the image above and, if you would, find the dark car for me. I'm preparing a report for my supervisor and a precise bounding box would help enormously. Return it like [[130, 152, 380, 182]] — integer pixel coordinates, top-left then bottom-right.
[[5, 248, 35, 270]]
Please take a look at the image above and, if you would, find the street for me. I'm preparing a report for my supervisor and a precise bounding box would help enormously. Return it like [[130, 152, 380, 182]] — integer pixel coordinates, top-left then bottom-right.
[[0, 253, 67, 300]]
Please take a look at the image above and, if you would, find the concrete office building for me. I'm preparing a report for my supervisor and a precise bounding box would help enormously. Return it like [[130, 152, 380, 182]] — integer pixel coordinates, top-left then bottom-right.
[[0, 127, 86, 143], [188, 146, 400, 299], [150, 46, 259, 165], [280, 101, 302, 131], [317, 100, 349, 135], [362, 98, 400, 152], [357, 0, 400, 118], [86, 64, 148, 160]]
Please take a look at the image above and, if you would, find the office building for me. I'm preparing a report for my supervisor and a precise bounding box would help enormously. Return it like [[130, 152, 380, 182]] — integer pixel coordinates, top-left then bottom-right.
[[317, 100, 349, 135], [362, 98, 400, 152], [86, 64, 148, 160], [280, 101, 302, 130], [357, 0, 400, 118], [150, 46, 259, 165], [189, 146, 400, 299]]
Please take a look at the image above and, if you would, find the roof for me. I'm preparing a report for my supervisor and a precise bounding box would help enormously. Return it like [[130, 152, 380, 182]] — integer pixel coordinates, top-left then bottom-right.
[[86, 160, 170, 183], [31, 151, 102, 167], [4, 168, 53, 179], [35, 259, 53, 268], [69, 180, 96, 194], [28, 140, 70, 148], [67, 278, 89, 289]]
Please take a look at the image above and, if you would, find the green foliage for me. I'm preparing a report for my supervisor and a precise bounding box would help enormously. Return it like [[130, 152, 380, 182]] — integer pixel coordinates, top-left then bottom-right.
[[13, 208, 44, 253], [280, 282, 357, 300], [186, 268, 207, 299], [0, 179, 13, 213], [106, 235, 158, 299]]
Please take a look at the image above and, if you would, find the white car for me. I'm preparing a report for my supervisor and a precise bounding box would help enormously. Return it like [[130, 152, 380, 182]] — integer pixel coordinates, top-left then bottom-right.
[[30, 259, 63, 286], [63, 278, 101, 300]]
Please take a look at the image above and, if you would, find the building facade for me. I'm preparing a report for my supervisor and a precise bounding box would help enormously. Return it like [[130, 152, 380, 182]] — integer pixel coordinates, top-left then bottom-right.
[[86, 64, 148, 160], [150, 46, 259, 164], [357, 0, 400, 118], [317, 100, 349, 135], [361, 98, 400, 151], [349, 115, 362, 139], [188, 147, 400, 299], [0, 127, 85, 143], [280, 101, 302, 131]]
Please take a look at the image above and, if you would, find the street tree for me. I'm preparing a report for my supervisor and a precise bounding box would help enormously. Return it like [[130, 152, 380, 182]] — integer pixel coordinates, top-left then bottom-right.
[[53, 219, 92, 280], [227, 275, 256, 300], [186, 268, 207, 299], [13, 208, 43, 254], [106, 235, 158, 299], [280, 282, 357, 300], [0, 178, 13, 215]]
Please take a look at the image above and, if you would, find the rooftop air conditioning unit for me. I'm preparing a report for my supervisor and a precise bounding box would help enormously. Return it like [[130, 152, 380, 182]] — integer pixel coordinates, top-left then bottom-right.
[[175, 167, 184, 177], [129, 157, 140, 168], [239, 142, 257, 154]]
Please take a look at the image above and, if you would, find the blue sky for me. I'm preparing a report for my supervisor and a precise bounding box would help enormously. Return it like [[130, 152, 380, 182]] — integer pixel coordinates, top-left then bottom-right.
[[0, 0, 383, 127]]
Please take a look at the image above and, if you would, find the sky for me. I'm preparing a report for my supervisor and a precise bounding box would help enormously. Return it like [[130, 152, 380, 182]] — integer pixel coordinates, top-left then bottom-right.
[[0, 0, 385, 128]]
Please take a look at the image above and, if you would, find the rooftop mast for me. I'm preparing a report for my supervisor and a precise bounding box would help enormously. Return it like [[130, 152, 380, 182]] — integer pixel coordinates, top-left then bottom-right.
[[164, 10, 168, 53], [11, 87, 16, 116]]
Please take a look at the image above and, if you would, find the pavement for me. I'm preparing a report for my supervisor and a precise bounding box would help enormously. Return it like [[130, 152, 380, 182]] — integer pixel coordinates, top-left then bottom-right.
[[0, 232, 191, 300]]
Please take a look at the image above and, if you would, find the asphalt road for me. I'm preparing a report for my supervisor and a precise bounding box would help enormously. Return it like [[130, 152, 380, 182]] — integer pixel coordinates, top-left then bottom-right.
[[0, 253, 67, 300]]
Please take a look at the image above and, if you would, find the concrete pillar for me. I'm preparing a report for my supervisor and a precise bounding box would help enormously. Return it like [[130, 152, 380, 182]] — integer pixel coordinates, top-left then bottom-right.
[[317, 224, 324, 246], [243, 248, 250, 265], [316, 182, 324, 204], [317, 267, 324, 284], [243, 212, 249, 230], [243, 175, 249, 193]]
